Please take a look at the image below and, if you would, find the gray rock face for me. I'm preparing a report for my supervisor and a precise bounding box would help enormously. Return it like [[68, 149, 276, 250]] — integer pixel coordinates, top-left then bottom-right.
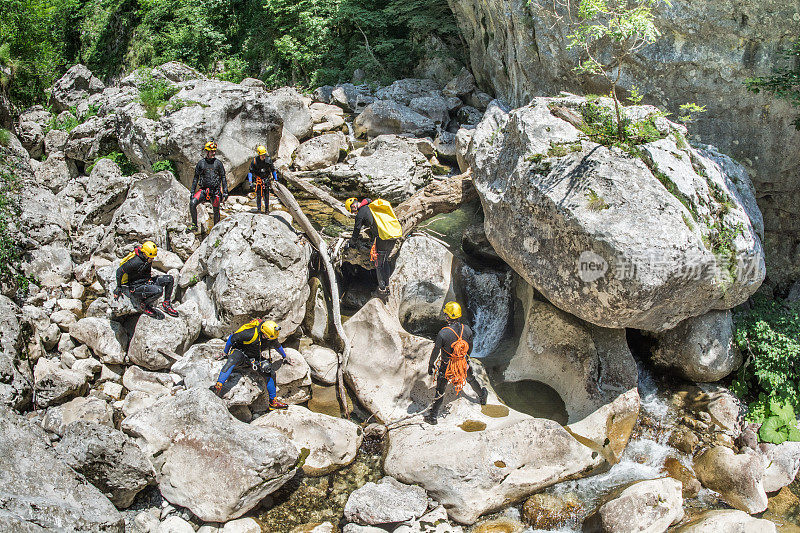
[[446, 0, 799, 284], [344, 477, 429, 525], [20, 187, 69, 247], [64, 114, 119, 163], [673, 510, 776, 533], [128, 301, 202, 370], [17, 106, 52, 159], [294, 132, 346, 170], [152, 62, 205, 83], [0, 406, 124, 531], [55, 421, 155, 508], [354, 100, 436, 140], [694, 446, 767, 514], [52, 64, 106, 112], [178, 213, 311, 338], [40, 395, 114, 436], [760, 442, 800, 493], [443, 68, 476, 98], [301, 345, 338, 385], [408, 95, 452, 126], [648, 310, 741, 382], [253, 405, 362, 476], [470, 96, 765, 332], [503, 279, 640, 465], [0, 297, 30, 409], [33, 357, 88, 408], [69, 317, 129, 365], [121, 388, 299, 522], [268, 87, 313, 140], [376, 79, 441, 105], [585, 478, 684, 533]]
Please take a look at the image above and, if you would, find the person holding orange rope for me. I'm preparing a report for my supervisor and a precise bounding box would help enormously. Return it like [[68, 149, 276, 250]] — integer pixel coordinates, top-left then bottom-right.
[[425, 301, 488, 425]]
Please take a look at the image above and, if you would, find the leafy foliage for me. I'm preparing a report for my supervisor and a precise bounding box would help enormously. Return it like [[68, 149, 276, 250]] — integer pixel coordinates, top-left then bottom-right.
[[0, 148, 28, 292], [758, 399, 800, 444], [732, 295, 800, 432], [152, 159, 177, 175], [746, 39, 800, 130], [579, 100, 665, 149], [137, 69, 179, 120], [87, 150, 137, 175]]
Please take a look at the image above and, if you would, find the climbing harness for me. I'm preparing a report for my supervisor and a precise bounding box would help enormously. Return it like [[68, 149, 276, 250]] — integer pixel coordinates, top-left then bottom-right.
[[254, 175, 265, 198], [370, 240, 378, 263], [443, 324, 470, 395]]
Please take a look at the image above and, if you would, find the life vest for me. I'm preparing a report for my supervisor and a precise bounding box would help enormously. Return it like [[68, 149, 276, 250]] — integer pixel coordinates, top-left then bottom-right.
[[235, 319, 263, 345], [367, 199, 402, 240], [443, 324, 470, 395], [118, 249, 138, 285]]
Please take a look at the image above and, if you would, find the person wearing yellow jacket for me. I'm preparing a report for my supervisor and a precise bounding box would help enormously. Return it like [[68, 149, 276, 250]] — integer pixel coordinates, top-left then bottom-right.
[[345, 197, 402, 299]]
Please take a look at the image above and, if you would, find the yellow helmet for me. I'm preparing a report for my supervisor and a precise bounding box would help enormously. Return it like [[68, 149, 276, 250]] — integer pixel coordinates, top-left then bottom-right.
[[345, 198, 358, 213], [443, 301, 462, 319], [260, 320, 280, 340], [204, 141, 218, 152], [256, 145, 267, 156], [140, 241, 157, 259]]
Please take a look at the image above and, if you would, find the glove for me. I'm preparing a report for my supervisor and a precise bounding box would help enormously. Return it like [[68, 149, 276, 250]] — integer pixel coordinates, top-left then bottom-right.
[[113, 287, 121, 300], [283, 356, 292, 365], [272, 171, 278, 182], [247, 173, 253, 184]]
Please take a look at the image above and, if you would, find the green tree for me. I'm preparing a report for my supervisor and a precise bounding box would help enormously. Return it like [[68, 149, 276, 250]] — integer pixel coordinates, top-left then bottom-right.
[[566, 0, 668, 141], [746, 39, 800, 130]]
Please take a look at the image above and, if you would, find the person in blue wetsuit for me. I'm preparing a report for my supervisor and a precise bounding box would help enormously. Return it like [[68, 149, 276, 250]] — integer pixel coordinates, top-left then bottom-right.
[[211, 318, 290, 410]]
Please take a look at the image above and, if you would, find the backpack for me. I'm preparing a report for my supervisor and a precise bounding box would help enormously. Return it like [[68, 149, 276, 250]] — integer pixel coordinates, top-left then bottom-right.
[[118, 249, 137, 284], [367, 199, 402, 240]]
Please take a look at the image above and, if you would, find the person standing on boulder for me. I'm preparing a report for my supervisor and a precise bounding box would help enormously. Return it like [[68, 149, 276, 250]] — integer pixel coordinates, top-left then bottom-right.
[[425, 301, 488, 425], [190, 141, 228, 231], [113, 241, 179, 320], [247, 145, 278, 213], [345, 197, 402, 300], [211, 318, 290, 411]]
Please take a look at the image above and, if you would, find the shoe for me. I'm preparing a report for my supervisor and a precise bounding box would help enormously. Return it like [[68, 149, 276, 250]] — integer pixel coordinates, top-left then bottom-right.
[[211, 382, 224, 397], [140, 302, 165, 320], [161, 301, 179, 317], [269, 398, 288, 411], [479, 387, 488, 406], [188, 223, 199, 233], [376, 288, 390, 303], [423, 412, 438, 425]]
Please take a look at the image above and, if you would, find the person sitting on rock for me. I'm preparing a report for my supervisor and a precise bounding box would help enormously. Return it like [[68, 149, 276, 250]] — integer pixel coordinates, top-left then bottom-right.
[[211, 318, 290, 410], [247, 145, 278, 213], [190, 141, 228, 231], [425, 301, 488, 425], [345, 197, 402, 300], [113, 241, 179, 320]]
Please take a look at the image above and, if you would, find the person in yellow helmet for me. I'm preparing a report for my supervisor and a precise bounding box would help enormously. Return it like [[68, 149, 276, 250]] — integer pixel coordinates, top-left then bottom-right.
[[425, 301, 487, 424], [190, 141, 228, 231], [345, 197, 399, 300], [113, 241, 178, 319], [247, 145, 278, 213], [211, 318, 290, 410]]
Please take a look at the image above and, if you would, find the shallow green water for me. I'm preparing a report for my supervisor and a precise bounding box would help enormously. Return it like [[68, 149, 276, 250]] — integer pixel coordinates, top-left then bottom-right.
[[489, 379, 569, 425]]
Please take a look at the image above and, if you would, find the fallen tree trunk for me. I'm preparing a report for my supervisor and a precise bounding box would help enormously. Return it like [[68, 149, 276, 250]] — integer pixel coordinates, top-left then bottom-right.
[[272, 181, 352, 418], [395, 170, 476, 236], [281, 169, 352, 219]]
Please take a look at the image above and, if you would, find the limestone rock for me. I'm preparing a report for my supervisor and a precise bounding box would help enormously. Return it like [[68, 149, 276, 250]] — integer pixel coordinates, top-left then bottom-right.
[[268, 87, 313, 140], [344, 476, 428, 525], [394, 505, 464, 533], [301, 345, 338, 385], [55, 421, 155, 508], [69, 317, 129, 365], [17, 105, 52, 158], [470, 96, 765, 332], [443, 68, 476, 98], [0, 406, 124, 531], [294, 132, 346, 171], [648, 310, 741, 382], [408, 95, 452, 126], [760, 442, 800, 493], [694, 446, 767, 513], [253, 405, 362, 476], [672, 510, 776, 532], [584, 478, 684, 533], [40, 395, 114, 436], [52, 64, 105, 112], [121, 388, 299, 522], [354, 100, 436, 140], [128, 301, 202, 370], [178, 213, 311, 338], [376, 79, 441, 106], [33, 357, 88, 408], [123, 365, 173, 396]]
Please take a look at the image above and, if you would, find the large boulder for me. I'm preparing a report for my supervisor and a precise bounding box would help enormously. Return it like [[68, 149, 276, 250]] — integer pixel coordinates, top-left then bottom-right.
[[22, 244, 74, 288], [55, 421, 155, 508], [268, 87, 313, 140], [253, 405, 362, 476], [502, 279, 640, 464], [0, 406, 124, 531], [0, 297, 30, 410], [128, 301, 202, 370], [16, 105, 52, 159], [97, 171, 199, 261], [52, 64, 106, 112], [647, 310, 741, 382], [294, 132, 346, 171], [33, 150, 73, 192], [19, 187, 69, 247], [354, 100, 436, 140], [298, 134, 432, 202], [375, 79, 441, 105], [121, 388, 299, 522], [408, 95, 453, 126], [179, 213, 311, 338], [760, 442, 800, 493], [694, 446, 767, 514], [40, 396, 114, 436], [33, 357, 88, 408], [583, 478, 684, 533], [69, 317, 129, 365], [64, 114, 119, 163], [673, 510, 776, 532], [344, 476, 429, 525], [469, 97, 765, 332], [344, 299, 598, 524], [70, 158, 136, 234], [301, 345, 338, 385]]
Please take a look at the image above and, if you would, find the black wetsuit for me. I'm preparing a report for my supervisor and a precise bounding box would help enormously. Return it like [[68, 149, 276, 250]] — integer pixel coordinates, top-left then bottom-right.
[[216, 322, 287, 399], [351, 201, 396, 291], [115, 251, 174, 308], [248, 155, 276, 213], [191, 157, 228, 225], [427, 321, 483, 416]]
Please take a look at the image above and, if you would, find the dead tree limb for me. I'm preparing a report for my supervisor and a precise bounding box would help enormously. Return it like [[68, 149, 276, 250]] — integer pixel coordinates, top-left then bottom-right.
[[272, 182, 352, 418], [281, 169, 352, 219], [395, 170, 477, 236]]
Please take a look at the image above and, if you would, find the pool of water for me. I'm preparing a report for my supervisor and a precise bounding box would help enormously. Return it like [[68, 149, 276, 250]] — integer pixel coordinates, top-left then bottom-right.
[[488, 378, 569, 425]]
